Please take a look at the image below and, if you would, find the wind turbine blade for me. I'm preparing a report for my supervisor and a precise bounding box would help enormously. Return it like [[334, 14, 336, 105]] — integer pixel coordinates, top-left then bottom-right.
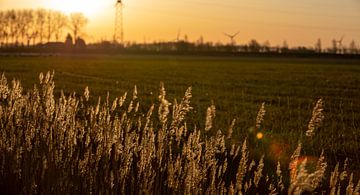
[[233, 31, 240, 37], [223, 32, 231, 37], [339, 35, 344, 42]]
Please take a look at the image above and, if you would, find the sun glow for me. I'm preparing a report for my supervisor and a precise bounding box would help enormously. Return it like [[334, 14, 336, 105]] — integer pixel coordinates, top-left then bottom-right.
[[46, 0, 108, 17]]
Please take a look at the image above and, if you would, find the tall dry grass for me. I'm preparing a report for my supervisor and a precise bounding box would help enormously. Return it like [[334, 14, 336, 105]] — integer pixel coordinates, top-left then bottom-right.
[[0, 72, 359, 194]]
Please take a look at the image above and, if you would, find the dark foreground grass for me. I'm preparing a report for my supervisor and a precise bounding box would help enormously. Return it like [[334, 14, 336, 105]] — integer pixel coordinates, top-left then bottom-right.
[[0, 54, 359, 169]]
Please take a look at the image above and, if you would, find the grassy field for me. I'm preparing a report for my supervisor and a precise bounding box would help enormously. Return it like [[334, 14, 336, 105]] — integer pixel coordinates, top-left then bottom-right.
[[1, 54, 360, 193], [0, 54, 359, 164]]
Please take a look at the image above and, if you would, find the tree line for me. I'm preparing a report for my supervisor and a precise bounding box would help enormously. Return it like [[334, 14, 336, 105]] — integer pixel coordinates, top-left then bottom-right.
[[118, 38, 359, 55], [0, 8, 358, 55], [0, 9, 88, 47]]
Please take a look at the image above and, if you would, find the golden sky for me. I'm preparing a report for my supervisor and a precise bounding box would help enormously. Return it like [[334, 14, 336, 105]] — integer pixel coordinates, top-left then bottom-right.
[[1, 0, 360, 47]]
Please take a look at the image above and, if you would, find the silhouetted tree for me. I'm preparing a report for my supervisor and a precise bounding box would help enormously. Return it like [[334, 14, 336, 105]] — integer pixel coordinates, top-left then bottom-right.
[[315, 38, 322, 53], [36, 9, 47, 44], [24, 10, 39, 46], [281, 40, 289, 53], [331, 39, 338, 54], [184, 34, 188, 42], [0, 9, 72, 46], [69, 13, 88, 40], [262, 40, 271, 52], [16, 10, 27, 45], [349, 40, 357, 54], [2, 14, 9, 45], [7, 10, 18, 44], [248, 39, 261, 52], [0, 11, 6, 46], [45, 10, 56, 42], [53, 12, 68, 42], [196, 36, 204, 46]]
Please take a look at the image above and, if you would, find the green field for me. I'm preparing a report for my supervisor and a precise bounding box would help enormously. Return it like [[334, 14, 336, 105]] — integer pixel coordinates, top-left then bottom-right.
[[1, 54, 360, 166]]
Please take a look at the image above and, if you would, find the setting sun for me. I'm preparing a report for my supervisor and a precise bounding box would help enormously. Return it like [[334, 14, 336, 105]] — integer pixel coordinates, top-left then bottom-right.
[[46, 0, 108, 17]]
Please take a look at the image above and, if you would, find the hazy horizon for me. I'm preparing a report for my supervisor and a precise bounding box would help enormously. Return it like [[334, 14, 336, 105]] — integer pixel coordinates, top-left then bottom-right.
[[1, 0, 359, 47]]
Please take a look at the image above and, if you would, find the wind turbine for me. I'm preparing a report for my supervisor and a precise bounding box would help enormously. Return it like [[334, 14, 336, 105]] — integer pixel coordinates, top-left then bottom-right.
[[173, 28, 181, 42], [223, 31, 240, 45]]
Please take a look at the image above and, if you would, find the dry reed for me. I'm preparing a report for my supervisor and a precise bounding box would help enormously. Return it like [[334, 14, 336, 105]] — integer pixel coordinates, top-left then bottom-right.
[[0, 72, 358, 194]]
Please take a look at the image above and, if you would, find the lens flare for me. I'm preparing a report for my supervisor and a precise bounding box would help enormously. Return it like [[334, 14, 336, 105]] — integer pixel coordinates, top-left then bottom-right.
[[289, 156, 318, 180], [256, 132, 264, 139]]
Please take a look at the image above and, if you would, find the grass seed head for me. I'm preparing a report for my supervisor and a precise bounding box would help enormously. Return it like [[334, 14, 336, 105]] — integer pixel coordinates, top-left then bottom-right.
[[84, 86, 90, 101], [205, 102, 216, 131], [255, 102, 266, 129], [306, 98, 325, 137]]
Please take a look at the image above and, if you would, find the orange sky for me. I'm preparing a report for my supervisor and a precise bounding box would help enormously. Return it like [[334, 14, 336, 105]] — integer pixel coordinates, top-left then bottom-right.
[[1, 0, 360, 47]]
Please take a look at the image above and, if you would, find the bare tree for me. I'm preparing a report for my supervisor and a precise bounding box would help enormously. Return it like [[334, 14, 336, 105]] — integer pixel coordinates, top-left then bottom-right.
[[248, 39, 261, 52], [69, 13, 88, 40], [6, 10, 18, 44], [1, 12, 10, 45], [315, 38, 322, 53], [17, 10, 32, 45], [331, 39, 337, 54], [263, 40, 271, 52], [0, 11, 4, 46], [0, 9, 71, 46], [45, 10, 55, 42], [53, 11, 68, 42], [23, 10, 38, 46], [196, 35, 204, 46], [36, 9, 47, 44], [281, 40, 289, 53], [349, 40, 357, 54]]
